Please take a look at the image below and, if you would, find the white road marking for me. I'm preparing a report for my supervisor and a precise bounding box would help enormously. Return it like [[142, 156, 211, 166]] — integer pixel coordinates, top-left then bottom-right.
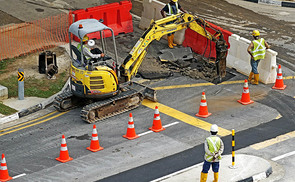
[[271, 151, 295, 161], [13, 173, 26, 179], [138, 130, 153, 136], [138, 122, 179, 136], [163, 121, 179, 128]]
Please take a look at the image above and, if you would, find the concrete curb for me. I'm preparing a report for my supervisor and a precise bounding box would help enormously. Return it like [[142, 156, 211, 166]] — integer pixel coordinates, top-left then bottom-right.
[[238, 166, 272, 182], [0, 78, 70, 125], [244, 0, 295, 8]]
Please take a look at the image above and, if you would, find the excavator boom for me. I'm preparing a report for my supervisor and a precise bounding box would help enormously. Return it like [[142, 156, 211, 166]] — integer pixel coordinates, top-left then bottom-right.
[[120, 13, 228, 82]]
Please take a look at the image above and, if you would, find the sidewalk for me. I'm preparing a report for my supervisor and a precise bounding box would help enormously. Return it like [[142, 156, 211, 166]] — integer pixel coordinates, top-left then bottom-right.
[[0, 78, 70, 125], [153, 154, 272, 182]]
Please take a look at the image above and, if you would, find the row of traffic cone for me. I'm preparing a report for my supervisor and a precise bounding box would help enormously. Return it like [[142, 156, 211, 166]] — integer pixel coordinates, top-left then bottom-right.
[[123, 106, 166, 140], [56, 106, 165, 164], [195, 64, 288, 118], [55, 124, 104, 164], [1, 65, 287, 180]]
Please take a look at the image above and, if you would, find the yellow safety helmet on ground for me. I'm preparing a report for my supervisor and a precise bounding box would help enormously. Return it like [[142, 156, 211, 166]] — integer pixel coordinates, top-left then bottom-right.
[[252, 30, 260, 36], [82, 35, 89, 42], [171, 0, 178, 2]]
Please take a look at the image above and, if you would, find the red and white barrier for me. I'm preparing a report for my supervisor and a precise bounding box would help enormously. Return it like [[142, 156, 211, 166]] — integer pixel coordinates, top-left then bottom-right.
[[72, 1, 133, 41]]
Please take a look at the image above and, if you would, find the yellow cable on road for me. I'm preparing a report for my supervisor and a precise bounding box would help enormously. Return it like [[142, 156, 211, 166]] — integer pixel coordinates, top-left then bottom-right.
[[142, 99, 231, 136]]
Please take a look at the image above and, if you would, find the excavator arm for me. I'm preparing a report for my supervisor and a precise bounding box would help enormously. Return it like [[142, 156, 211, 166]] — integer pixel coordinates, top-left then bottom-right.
[[120, 13, 228, 82]]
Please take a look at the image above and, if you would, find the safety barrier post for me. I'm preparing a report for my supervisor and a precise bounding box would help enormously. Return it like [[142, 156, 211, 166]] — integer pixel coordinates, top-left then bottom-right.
[[18, 68, 24, 100], [229, 129, 236, 169]]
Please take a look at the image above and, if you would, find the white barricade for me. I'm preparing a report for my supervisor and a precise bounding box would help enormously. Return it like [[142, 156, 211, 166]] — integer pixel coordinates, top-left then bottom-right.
[[139, 1, 277, 84], [139, 0, 186, 45], [227, 34, 277, 84]]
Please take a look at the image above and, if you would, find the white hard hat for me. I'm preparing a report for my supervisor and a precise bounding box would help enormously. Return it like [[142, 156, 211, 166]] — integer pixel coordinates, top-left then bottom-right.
[[210, 124, 218, 132], [88, 39, 95, 47]]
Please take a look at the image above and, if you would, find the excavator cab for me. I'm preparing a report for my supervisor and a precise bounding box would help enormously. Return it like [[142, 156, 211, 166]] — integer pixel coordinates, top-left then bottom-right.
[[68, 19, 120, 99]]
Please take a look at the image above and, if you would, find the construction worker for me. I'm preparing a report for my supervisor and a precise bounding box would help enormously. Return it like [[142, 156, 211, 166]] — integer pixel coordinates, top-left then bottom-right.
[[200, 124, 224, 182], [77, 35, 105, 61], [160, 0, 186, 48], [247, 30, 270, 85]]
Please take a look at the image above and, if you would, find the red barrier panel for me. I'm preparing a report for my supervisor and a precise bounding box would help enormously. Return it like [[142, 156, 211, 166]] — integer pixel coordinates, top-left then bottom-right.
[[72, 1, 133, 41], [182, 22, 232, 59]]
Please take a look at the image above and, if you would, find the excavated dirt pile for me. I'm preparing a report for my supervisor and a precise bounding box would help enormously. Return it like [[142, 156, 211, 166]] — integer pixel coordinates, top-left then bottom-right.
[[138, 53, 223, 84]]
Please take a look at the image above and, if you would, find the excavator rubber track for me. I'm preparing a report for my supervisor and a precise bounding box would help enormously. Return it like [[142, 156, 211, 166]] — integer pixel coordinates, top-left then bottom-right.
[[80, 81, 157, 123], [80, 89, 142, 123], [53, 90, 83, 112]]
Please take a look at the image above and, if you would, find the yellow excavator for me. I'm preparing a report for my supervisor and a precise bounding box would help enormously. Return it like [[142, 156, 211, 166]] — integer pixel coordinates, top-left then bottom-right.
[[53, 13, 228, 123]]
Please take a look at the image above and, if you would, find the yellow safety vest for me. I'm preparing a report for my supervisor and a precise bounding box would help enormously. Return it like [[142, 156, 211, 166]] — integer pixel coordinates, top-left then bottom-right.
[[251, 38, 266, 61], [205, 136, 221, 162], [77, 44, 91, 60], [166, 3, 179, 16]]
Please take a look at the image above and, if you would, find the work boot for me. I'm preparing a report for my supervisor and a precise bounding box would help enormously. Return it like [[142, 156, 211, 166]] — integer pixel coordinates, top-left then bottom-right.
[[248, 72, 254, 82], [251, 74, 259, 85], [171, 34, 177, 46], [200, 172, 208, 182], [213, 172, 219, 182], [168, 35, 174, 48]]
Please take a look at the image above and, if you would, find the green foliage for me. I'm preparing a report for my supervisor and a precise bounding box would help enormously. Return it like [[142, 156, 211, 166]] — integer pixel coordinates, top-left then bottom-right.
[[0, 71, 68, 98], [0, 102, 18, 115], [0, 58, 16, 74]]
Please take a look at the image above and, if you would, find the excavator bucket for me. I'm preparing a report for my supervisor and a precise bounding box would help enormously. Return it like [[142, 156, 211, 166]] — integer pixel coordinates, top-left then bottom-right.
[[130, 81, 157, 102]]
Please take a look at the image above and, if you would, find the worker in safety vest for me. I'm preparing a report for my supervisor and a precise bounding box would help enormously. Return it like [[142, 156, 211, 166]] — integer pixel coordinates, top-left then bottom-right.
[[160, 0, 186, 48], [77, 35, 105, 61], [247, 30, 270, 85], [200, 124, 224, 182]]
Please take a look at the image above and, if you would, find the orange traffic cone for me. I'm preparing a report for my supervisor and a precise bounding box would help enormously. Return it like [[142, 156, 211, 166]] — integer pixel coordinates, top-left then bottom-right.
[[123, 113, 139, 140], [0, 154, 12, 182], [272, 64, 286, 90], [196, 92, 212, 118], [56, 135, 73, 163], [87, 124, 104, 152], [149, 106, 165, 132], [238, 79, 254, 105]]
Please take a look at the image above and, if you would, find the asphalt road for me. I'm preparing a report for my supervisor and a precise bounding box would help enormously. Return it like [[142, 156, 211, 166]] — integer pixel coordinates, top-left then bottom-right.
[[0, 0, 295, 181]]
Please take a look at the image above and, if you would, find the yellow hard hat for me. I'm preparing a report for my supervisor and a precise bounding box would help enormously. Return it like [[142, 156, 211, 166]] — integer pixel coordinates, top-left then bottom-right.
[[82, 35, 89, 42], [171, 0, 178, 2], [252, 30, 260, 36]]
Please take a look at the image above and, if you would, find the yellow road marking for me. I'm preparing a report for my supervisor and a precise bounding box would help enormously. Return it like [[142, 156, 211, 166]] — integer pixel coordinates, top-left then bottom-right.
[[153, 82, 214, 90], [0, 111, 57, 133], [250, 130, 295, 150], [142, 99, 231, 136], [283, 76, 295, 80], [275, 114, 282, 120], [218, 80, 245, 85], [152, 76, 295, 90], [0, 111, 68, 136]]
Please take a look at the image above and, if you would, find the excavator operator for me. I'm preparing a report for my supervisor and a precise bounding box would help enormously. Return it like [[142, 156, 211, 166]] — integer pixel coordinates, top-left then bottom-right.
[[77, 35, 105, 62], [160, 0, 186, 48]]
